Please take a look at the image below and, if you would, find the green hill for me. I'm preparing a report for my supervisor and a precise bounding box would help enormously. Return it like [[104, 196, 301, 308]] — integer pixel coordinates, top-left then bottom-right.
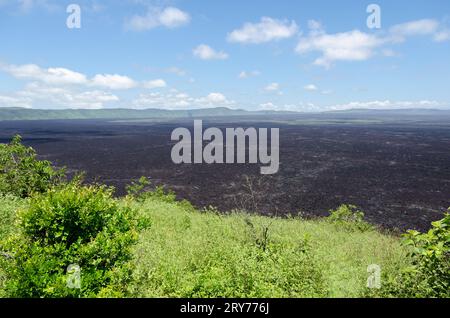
[[0, 107, 290, 121]]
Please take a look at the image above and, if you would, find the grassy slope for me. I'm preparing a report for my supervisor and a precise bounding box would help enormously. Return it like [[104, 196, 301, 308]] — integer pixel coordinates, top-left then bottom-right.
[[128, 199, 407, 298], [0, 195, 408, 298]]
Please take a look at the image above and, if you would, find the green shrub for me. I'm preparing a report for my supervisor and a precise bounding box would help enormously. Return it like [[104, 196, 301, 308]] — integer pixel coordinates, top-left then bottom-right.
[[0, 135, 65, 198], [368, 211, 450, 298], [328, 204, 374, 232], [395, 212, 449, 297], [1, 182, 146, 298], [126, 176, 176, 203]]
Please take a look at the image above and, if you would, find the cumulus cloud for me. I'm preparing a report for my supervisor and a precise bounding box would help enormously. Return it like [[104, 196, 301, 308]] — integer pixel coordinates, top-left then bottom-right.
[[433, 29, 450, 42], [165, 67, 187, 76], [9, 0, 61, 13], [304, 84, 318, 91], [389, 19, 439, 40], [227, 17, 298, 44], [259, 102, 276, 110], [296, 28, 384, 68], [1, 62, 168, 91], [204, 92, 226, 103], [1, 63, 88, 85], [296, 18, 450, 68], [0, 62, 171, 109], [264, 82, 280, 92], [258, 102, 320, 112], [91, 74, 137, 90], [238, 70, 261, 79], [389, 19, 450, 43], [193, 44, 229, 60], [132, 91, 234, 109], [0, 95, 32, 108], [143, 79, 167, 89], [258, 100, 449, 112], [125, 6, 190, 31], [0, 82, 119, 109], [327, 100, 447, 111]]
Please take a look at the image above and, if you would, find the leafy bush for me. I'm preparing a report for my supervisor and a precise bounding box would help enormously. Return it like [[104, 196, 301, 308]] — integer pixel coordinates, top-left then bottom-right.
[[0, 135, 65, 198], [387, 212, 449, 297], [328, 204, 373, 232], [367, 211, 450, 298], [126, 176, 176, 203], [1, 182, 147, 298]]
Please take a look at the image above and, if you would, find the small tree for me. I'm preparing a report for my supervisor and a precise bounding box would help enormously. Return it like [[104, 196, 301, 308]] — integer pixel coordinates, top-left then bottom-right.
[[0, 135, 65, 197]]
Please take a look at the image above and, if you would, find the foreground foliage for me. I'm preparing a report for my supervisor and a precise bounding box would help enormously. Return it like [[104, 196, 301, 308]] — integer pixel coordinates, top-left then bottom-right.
[[127, 200, 408, 297], [0, 182, 146, 297], [375, 212, 450, 298], [0, 135, 65, 198]]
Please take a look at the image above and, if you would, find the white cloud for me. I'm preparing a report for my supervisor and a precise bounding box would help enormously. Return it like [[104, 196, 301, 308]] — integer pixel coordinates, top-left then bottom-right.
[[296, 18, 450, 68], [264, 82, 280, 92], [13, 0, 60, 13], [166, 67, 187, 76], [0, 95, 32, 108], [259, 102, 276, 110], [389, 19, 439, 40], [0, 82, 119, 109], [238, 70, 261, 79], [143, 79, 167, 89], [433, 29, 450, 42], [193, 44, 229, 60], [205, 92, 226, 103], [132, 91, 234, 109], [158, 7, 190, 28], [91, 74, 137, 90], [1, 63, 88, 85], [1, 62, 172, 91], [227, 17, 298, 44], [125, 6, 190, 31], [304, 84, 318, 91], [296, 29, 384, 68], [389, 19, 450, 43], [258, 100, 449, 112], [327, 100, 447, 111], [258, 102, 320, 112]]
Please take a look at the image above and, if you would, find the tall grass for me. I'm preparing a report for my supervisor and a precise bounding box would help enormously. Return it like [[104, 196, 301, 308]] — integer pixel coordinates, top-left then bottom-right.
[[126, 199, 408, 298]]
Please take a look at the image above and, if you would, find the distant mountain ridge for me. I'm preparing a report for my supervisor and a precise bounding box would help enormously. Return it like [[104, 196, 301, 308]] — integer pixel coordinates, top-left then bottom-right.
[[0, 107, 295, 121], [0, 106, 449, 121]]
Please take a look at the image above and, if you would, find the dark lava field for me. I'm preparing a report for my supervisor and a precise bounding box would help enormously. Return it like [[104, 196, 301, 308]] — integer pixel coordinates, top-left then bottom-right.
[[1, 115, 450, 231]]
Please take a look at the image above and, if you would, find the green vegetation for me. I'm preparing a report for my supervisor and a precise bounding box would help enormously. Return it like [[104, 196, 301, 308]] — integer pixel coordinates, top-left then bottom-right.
[[0, 135, 65, 198], [0, 137, 449, 298], [1, 182, 147, 297], [126, 200, 408, 297], [372, 213, 450, 298]]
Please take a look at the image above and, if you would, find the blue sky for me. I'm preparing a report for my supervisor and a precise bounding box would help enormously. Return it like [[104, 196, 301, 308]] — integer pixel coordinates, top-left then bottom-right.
[[0, 0, 449, 111]]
